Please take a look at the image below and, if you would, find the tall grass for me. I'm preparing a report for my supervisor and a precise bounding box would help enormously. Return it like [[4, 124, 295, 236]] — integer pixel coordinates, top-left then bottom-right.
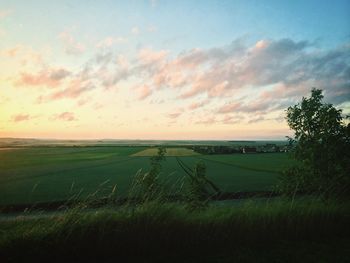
[[1, 198, 349, 262]]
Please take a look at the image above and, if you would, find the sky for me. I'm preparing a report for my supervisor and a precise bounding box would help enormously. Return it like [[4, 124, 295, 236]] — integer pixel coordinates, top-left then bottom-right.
[[0, 0, 349, 140]]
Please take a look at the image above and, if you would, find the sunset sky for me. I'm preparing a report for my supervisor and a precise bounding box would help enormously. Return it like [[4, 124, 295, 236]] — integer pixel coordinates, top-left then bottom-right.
[[0, 0, 349, 140]]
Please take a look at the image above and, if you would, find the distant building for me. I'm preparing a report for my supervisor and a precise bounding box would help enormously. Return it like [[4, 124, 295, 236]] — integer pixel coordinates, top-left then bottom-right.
[[242, 147, 257, 154], [281, 146, 289, 153], [264, 144, 278, 153]]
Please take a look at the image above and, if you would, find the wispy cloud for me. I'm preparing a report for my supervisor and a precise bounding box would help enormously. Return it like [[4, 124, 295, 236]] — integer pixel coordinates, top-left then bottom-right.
[[0, 9, 12, 19], [11, 114, 32, 122], [195, 116, 217, 125], [93, 103, 103, 110], [130, 38, 349, 116], [147, 25, 157, 32], [138, 48, 168, 64], [0, 10, 11, 37], [131, 26, 140, 35], [137, 85, 152, 100], [96, 36, 127, 48], [8, 37, 349, 128], [16, 68, 70, 88], [150, 0, 157, 8], [217, 102, 241, 114], [1, 45, 44, 65], [188, 100, 208, 110], [221, 115, 244, 125], [248, 116, 265, 124], [167, 109, 183, 119], [2, 46, 21, 57], [137, 39, 348, 104], [42, 80, 95, 102], [53, 112, 77, 121], [58, 30, 85, 55], [77, 98, 89, 107]]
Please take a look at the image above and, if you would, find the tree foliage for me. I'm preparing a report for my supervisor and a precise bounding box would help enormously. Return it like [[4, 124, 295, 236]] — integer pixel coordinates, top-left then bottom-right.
[[280, 88, 350, 197], [132, 147, 167, 201], [185, 161, 221, 211]]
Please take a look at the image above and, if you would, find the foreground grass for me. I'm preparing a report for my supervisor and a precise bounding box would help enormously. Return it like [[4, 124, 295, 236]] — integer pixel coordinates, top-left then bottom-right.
[[0, 198, 349, 262]]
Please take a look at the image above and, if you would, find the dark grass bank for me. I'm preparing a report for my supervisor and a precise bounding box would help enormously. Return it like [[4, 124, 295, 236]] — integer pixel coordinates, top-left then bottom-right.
[[0, 198, 349, 262]]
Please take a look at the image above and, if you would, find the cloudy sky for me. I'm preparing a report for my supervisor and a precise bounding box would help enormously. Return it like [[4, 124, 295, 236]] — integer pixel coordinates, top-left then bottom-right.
[[0, 0, 349, 140]]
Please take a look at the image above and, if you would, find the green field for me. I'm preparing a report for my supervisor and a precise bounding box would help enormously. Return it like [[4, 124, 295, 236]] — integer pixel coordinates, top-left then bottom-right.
[[0, 146, 293, 206], [131, 147, 200, 156], [1, 144, 348, 263]]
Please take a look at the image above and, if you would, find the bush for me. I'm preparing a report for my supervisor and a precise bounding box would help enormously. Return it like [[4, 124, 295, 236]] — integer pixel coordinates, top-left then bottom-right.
[[130, 147, 166, 202], [280, 88, 350, 198]]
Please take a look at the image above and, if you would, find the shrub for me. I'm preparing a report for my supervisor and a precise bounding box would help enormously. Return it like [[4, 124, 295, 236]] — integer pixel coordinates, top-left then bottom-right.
[[279, 88, 350, 198]]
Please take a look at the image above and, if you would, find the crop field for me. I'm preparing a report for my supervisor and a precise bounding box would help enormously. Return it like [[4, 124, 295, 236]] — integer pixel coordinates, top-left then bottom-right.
[[0, 146, 292, 206], [131, 147, 200, 156]]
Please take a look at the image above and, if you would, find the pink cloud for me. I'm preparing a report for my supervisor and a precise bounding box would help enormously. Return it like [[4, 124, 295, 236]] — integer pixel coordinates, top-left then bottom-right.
[[221, 115, 244, 124], [38, 79, 94, 102], [195, 117, 216, 125], [116, 55, 130, 70], [96, 37, 127, 48], [138, 48, 168, 64], [167, 112, 182, 119], [93, 103, 103, 110], [136, 38, 344, 104], [248, 116, 265, 124], [53, 112, 77, 121], [254, 40, 269, 50], [49, 85, 91, 100], [216, 87, 296, 115], [188, 100, 207, 110], [208, 81, 229, 97], [11, 114, 31, 122], [136, 46, 234, 98], [137, 85, 152, 100], [1, 45, 44, 65], [2, 46, 21, 57], [217, 102, 241, 113], [59, 30, 85, 55], [0, 9, 11, 19], [77, 98, 89, 107], [7, 37, 347, 128], [17, 68, 70, 88]]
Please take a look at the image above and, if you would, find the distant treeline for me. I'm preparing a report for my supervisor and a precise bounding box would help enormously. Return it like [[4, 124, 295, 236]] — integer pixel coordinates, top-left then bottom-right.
[[190, 144, 290, 155], [191, 146, 240, 154]]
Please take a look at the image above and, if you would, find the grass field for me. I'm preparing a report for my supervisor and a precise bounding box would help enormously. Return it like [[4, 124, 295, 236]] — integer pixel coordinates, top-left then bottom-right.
[[0, 146, 292, 206], [0, 143, 348, 263], [1, 199, 349, 262], [131, 147, 200, 156]]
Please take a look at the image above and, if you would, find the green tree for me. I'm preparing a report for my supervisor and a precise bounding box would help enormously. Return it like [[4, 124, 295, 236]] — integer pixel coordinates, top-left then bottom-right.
[[144, 147, 166, 193], [182, 161, 221, 211], [187, 162, 210, 210], [279, 88, 350, 197], [132, 147, 167, 202]]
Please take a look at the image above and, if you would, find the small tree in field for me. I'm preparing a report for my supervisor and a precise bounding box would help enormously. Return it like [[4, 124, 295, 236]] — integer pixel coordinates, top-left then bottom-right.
[[132, 147, 166, 202], [186, 162, 210, 210], [279, 88, 350, 197]]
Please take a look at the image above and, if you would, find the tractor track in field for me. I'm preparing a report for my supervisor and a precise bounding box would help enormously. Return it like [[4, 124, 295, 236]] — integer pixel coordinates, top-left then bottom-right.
[[196, 156, 281, 174]]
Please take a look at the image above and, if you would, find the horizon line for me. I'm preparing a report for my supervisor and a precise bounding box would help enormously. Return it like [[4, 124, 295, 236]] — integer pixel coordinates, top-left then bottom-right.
[[0, 137, 288, 141]]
